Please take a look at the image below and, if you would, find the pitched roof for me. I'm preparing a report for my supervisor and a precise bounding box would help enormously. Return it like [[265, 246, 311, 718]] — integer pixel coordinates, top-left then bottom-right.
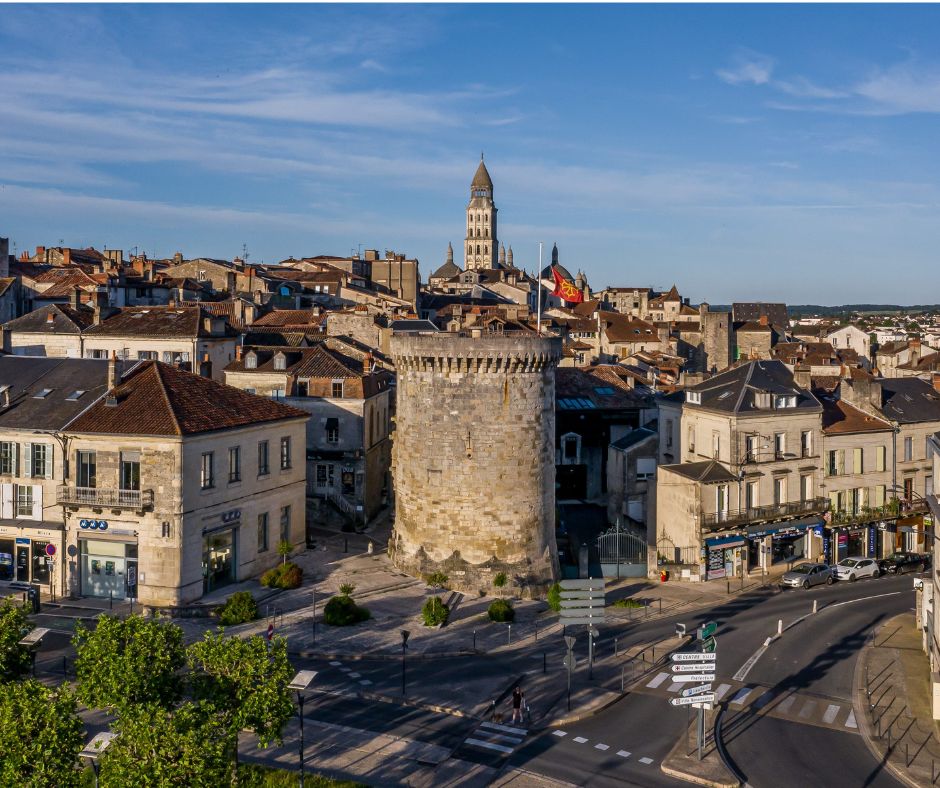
[[660, 460, 738, 484], [83, 306, 237, 338], [251, 309, 325, 329], [821, 397, 893, 435], [3, 303, 95, 333], [556, 366, 646, 410], [610, 427, 657, 452], [0, 278, 14, 297], [878, 378, 940, 424], [67, 361, 307, 436], [732, 302, 789, 326], [430, 260, 462, 280], [685, 359, 821, 414], [603, 315, 659, 343]]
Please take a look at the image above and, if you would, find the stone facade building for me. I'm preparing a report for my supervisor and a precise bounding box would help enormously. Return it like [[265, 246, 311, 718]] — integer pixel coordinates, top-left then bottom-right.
[[464, 156, 498, 271], [389, 332, 561, 594]]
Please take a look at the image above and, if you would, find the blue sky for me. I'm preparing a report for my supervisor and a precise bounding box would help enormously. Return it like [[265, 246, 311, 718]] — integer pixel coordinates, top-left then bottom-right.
[[1, 4, 939, 304]]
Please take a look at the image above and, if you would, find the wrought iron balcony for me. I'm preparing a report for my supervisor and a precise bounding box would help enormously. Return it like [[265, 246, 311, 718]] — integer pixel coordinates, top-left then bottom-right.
[[702, 496, 829, 530], [56, 486, 154, 510], [829, 499, 927, 527]]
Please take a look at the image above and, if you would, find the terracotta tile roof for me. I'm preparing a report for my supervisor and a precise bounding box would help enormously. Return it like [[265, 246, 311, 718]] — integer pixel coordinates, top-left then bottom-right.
[[84, 305, 237, 338], [199, 300, 244, 328], [877, 341, 909, 356], [821, 396, 893, 434], [556, 366, 645, 409], [67, 361, 307, 436], [898, 351, 940, 372], [603, 315, 659, 343], [251, 309, 325, 329], [3, 303, 95, 333], [0, 278, 15, 297]]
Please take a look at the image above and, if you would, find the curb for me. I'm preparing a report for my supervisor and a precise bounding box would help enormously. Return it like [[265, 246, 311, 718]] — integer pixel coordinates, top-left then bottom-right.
[[289, 648, 482, 661], [660, 762, 739, 788], [712, 706, 747, 787], [536, 688, 627, 730]]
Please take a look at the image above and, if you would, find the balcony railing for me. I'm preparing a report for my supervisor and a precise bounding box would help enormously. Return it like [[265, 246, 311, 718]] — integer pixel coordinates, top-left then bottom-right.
[[702, 496, 829, 530], [56, 486, 154, 510], [830, 498, 928, 527]]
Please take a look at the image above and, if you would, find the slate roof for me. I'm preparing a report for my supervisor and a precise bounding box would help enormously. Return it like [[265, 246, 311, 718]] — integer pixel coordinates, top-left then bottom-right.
[[732, 302, 789, 327], [660, 460, 738, 484], [685, 359, 821, 414], [821, 397, 893, 435], [610, 427, 657, 452], [556, 366, 645, 410], [390, 319, 439, 332], [83, 306, 237, 338], [67, 361, 307, 436], [0, 356, 133, 429], [0, 278, 14, 297], [878, 378, 940, 424], [430, 260, 462, 280], [3, 303, 95, 333]]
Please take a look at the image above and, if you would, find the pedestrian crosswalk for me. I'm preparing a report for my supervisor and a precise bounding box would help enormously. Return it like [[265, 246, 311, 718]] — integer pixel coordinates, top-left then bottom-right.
[[640, 670, 860, 733], [463, 720, 528, 756]]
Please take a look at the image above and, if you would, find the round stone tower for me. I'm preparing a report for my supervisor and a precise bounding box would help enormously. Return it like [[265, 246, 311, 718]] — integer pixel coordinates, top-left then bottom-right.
[[389, 332, 562, 595]]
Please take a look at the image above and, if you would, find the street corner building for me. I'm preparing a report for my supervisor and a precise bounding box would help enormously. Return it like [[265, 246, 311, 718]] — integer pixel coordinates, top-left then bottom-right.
[[0, 355, 309, 607], [388, 330, 562, 596]]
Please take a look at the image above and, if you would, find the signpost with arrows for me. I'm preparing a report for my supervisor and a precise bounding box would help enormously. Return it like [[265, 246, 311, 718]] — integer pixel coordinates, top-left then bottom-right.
[[669, 620, 717, 761], [559, 578, 606, 680]]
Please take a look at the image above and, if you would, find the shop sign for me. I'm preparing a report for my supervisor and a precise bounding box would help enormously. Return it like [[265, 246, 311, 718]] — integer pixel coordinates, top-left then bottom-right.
[[868, 526, 876, 556], [837, 533, 848, 547], [79, 519, 108, 531], [220, 510, 241, 525], [15, 538, 29, 545]]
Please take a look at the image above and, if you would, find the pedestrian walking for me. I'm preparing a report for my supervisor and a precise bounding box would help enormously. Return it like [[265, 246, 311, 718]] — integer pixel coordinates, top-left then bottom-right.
[[511, 686, 525, 725]]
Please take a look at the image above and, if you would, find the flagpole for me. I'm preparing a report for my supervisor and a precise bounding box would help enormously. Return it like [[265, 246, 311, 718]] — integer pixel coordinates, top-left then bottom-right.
[[537, 241, 543, 335]]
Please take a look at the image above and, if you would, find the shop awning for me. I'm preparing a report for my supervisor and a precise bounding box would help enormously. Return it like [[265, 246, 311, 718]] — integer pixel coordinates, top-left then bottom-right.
[[705, 535, 746, 549], [747, 516, 824, 539]]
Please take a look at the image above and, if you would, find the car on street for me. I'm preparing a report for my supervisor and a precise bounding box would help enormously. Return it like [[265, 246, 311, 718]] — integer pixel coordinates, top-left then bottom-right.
[[831, 556, 880, 582], [878, 552, 927, 575], [780, 562, 833, 589]]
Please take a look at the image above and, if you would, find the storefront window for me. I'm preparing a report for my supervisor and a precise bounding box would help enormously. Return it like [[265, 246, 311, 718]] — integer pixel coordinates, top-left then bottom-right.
[[202, 529, 236, 593], [31, 541, 50, 585], [81, 539, 129, 600], [0, 539, 14, 581]]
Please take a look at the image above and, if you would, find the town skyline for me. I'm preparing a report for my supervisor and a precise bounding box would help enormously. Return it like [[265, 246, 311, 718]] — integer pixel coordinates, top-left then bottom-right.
[[3, 5, 940, 303]]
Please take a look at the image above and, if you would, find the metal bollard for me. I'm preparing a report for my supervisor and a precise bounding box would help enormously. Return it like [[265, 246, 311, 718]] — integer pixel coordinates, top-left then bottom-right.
[[109, 590, 113, 610], [621, 666, 625, 693], [473, 629, 477, 651], [535, 619, 538, 641], [508, 624, 512, 645], [62, 656, 67, 678], [543, 652, 547, 674], [344, 538, 348, 553], [615, 637, 618, 657], [659, 598, 662, 614]]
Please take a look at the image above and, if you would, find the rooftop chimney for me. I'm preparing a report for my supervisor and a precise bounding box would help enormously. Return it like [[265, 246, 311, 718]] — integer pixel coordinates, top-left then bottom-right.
[[759, 315, 769, 326], [36, 245, 45, 258], [235, 345, 243, 362], [46, 312, 54, 325], [363, 352, 373, 375], [62, 248, 71, 266], [199, 352, 212, 379], [107, 351, 117, 391], [70, 286, 81, 310], [932, 372, 940, 394]]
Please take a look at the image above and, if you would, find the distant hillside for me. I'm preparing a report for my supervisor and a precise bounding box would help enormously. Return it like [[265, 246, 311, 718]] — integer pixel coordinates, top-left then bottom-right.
[[787, 304, 940, 317]]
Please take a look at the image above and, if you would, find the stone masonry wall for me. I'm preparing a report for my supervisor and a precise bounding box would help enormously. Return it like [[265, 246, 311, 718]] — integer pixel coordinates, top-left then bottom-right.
[[389, 333, 561, 596]]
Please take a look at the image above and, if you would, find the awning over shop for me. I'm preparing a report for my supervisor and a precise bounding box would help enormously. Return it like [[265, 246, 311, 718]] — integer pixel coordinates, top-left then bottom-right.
[[747, 516, 824, 539], [705, 535, 746, 549]]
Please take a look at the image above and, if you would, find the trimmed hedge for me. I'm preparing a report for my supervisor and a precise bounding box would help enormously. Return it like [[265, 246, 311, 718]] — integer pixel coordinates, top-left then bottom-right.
[[261, 561, 303, 590], [323, 595, 371, 626], [217, 591, 258, 626], [546, 583, 562, 612], [487, 598, 515, 623], [421, 596, 449, 627]]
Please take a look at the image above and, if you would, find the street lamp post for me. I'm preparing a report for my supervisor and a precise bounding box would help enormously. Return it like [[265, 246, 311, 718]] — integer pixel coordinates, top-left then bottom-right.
[[288, 670, 317, 788], [80, 731, 117, 788], [400, 630, 410, 697]]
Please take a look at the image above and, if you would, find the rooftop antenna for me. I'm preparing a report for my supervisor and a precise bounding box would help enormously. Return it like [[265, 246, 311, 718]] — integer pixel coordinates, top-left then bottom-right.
[[242, 242, 249, 263]]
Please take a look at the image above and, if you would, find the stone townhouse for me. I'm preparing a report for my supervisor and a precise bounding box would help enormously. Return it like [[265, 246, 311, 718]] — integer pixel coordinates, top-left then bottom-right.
[[0, 356, 308, 606], [656, 360, 828, 580], [599, 314, 665, 361], [826, 324, 872, 364], [607, 426, 658, 534], [224, 341, 393, 523], [600, 287, 653, 319], [3, 301, 92, 357]]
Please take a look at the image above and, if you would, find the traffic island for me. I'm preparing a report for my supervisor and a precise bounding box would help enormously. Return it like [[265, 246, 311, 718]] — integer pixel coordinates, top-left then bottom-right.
[[661, 707, 739, 788]]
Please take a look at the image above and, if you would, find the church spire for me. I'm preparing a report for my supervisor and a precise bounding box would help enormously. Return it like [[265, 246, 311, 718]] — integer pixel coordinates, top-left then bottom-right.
[[507, 246, 513, 267], [447, 242, 453, 263]]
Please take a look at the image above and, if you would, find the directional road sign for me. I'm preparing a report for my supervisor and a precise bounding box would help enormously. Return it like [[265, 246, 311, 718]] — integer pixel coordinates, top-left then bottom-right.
[[560, 617, 603, 626], [671, 674, 716, 683], [560, 579, 607, 590], [564, 635, 576, 650], [671, 694, 716, 706], [563, 654, 577, 671], [681, 684, 713, 698], [672, 663, 715, 673], [697, 621, 717, 640], [672, 652, 717, 663], [702, 636, 717, 654]]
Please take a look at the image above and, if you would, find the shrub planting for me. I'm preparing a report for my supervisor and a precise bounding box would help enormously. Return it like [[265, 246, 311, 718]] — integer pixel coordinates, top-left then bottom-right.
[[421, 596, 450, 627], [546, 583, 562, 612], [487, 599, 515, 623], [323, 585, 370, 626], [261, 562, 304, 590], [217, 591, 259, 626]]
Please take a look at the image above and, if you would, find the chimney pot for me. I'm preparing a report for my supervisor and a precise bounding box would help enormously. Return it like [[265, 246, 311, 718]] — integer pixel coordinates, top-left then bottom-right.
[[46, 312, 54, 324], [236, 346, 243, 362], [759, 315, 768, 326], [107, 351, 117, 391], [363, 353, 373, 375]]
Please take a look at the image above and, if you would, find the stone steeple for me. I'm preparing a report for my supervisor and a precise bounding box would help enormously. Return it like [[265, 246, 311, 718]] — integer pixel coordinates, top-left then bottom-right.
[[464, 154, 498, 271], [507, 246, 513, 267], [499, 243, 506, 267], [447, 242, 454, 264]]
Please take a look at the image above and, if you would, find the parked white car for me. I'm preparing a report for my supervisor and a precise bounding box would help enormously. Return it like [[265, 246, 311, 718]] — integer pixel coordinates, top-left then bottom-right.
[[832, 556, 880, 582]]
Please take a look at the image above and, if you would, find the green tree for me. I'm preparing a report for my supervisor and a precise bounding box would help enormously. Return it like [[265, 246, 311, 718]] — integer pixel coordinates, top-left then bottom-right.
[[276, 539, 292, 565], [187, 631, 294, 779], [73, 614, 186, 710], [0, 598, 32, 681], [546, 583, 562, 613], [0, 680, 83, 787], [99, 701, 230, 788]]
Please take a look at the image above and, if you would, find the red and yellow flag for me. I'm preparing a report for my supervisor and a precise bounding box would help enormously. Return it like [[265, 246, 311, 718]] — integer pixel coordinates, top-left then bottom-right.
[[551, 266, 584, 304]]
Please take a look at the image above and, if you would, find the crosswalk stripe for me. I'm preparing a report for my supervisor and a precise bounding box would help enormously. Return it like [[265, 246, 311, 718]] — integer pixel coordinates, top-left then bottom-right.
[[823, 704, 840, 724], [753, 691, 775, 710], [359, 679, 372, 686], [573, 736, 588, 744], [477, 731, 523, 744], [329, 661, 342, 666], [553, 730, 567, 737], [730, 688, 752, 705], [776, 695, 797, 714], [480, 721, 527, 736], [617, 750, 631, 758], [715, 684, 731, 700], [348, 672, 360, 678], [667, 682, 683, 693], [595, 743, 609, 751], [639, 757, 654, 765], [845, 710, 857, 729], [646, 672, 670, 689], [798, 700, 817, 719], [466, 738, 514, 754]]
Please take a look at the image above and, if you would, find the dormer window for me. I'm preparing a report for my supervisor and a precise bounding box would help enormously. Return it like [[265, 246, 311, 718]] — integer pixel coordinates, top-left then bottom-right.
[[273, 353, 286, 371], [775, 395, 797, 409], [245, 352, 258, 370], [686, 391, 702, 405]]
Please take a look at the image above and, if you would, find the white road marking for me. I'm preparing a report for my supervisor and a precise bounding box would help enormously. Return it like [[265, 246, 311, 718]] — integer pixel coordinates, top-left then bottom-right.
[[595, 743, 610, 751], [734, 642, 771, 682], [617, 750, 631, 758], [753, 691, 775, 710], [553, 730, 567, 737], [479, 731, 524, 744], [339, 667, 351, 673], [828, 591, 904, 609], [776, 695, 797, 714], [823, 704, 840, 724], [466, 738, 514, 754], [667, 682, 683, 693], [715, 683, 731, 700], [845, 710, 858, 729], [730, 688, 753, 706], [573, 736, 588, 744], [646, 672, 670, 689], [329, 661, 342, 666], [358, 679, 372, 686], [481, 721, 527, 736], [348, 672, 360, 678], [639, 757, 654, 765], [798, 700, 817, 719]]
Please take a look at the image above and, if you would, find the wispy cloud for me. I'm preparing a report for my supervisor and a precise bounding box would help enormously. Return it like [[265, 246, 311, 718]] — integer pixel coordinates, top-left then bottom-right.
[[717, 49, 775, 86]]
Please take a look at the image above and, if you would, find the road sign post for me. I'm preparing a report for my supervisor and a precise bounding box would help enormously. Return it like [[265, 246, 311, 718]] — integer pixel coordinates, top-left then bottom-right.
[[667, 621, 719, 761], [563, 635, 577, 711]]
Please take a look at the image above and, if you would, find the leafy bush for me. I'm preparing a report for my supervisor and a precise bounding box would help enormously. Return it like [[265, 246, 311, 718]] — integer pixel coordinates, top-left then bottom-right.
[[217, 591, 258, 625], [612, 598, 645, 609], [547, 583, 562, 612], [487, 599, 515, 623], [493, 572, 507, 588], [324, 595, 371, 626], [339, 583, 356, 596], [421, 596, 450, 627], [0, 599, 32, 681], [424, 571, 449, 589], [276, 540, 293, 564], [260, 562, 304, 590]]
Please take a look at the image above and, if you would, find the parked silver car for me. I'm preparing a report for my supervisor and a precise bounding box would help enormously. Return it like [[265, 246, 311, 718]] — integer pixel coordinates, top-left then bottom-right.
[[832, 556, 880, 582], [781, 562, 833, 589]]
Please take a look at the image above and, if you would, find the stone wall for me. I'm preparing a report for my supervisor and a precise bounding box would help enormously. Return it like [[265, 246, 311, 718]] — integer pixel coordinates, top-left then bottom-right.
[[389, 333, 561, 596]]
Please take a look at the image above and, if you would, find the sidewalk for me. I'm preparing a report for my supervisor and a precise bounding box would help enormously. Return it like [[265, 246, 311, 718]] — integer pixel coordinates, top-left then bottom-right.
[[856, 613, 940, 788]]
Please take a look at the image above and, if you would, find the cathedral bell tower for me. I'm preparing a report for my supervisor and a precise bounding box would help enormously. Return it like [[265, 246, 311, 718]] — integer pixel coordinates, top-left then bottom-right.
[[465, 154, 498, 271]]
